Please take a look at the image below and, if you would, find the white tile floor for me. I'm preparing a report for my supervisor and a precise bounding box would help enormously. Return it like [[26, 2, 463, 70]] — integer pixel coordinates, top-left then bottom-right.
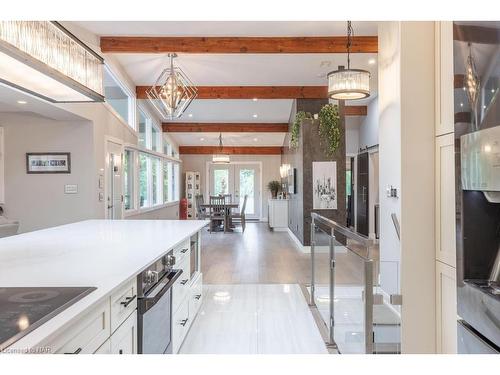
[[179, 284, 328, 354]]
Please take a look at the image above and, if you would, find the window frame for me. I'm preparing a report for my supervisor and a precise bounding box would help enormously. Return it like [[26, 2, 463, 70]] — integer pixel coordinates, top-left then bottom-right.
[[124, 144, 181, 217], [103, 65, 136, 130]]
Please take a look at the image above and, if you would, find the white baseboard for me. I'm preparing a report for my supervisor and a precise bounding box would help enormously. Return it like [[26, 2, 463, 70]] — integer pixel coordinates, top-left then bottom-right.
[[272, 227, 288, 232]]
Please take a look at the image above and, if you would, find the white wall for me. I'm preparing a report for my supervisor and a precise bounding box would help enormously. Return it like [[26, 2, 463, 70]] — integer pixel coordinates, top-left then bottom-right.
[[378, 22, 402, 301], [345, 117, 361, 155], [378, 21, 436, 353], [0, 113, 95, 233], [359, 96, 379, 149], [180, 154, 281, 219]]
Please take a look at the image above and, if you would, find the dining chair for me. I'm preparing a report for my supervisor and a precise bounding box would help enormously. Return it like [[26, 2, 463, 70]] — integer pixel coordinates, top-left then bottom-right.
[[209, 195, 227, 233], [195, 194, 208, 220], [230, 195, 247, 233]]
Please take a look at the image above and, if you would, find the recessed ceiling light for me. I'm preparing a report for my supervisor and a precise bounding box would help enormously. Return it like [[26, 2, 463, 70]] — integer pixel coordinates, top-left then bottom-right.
[[253, 138, 258, 142], [252, 114, 258, 118], [368, 58, 376, 65], [17, 100, 27, 104], [200, 137, 205, 141], [460, 102, 464, 107], [492, 89, 496, 93], [252, 98, 258, 102], [188, 113, 193, 117]]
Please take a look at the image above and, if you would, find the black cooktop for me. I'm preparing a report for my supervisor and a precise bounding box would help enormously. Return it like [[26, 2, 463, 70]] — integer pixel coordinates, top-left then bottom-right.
[[0, 287, 96, 352]]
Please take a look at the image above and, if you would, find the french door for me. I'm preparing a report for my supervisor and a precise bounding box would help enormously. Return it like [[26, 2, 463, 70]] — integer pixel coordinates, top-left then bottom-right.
[[208, 163, 261, 220]]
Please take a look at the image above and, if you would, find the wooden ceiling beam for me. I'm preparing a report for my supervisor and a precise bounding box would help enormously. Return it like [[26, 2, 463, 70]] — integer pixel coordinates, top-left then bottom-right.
[[137, 85, 328, 99], [453, 24, 500, 44], [179, 146, 283, 155], [163, 123, 288, 133], [101, 36, 378, 54]]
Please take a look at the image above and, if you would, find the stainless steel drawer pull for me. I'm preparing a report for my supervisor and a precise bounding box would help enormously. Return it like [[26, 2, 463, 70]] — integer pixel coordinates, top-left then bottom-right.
[[195, 294, 202, 300], [65, 347, 82, 354], [120, 294, 137, 307], [180, 279, 189, 285], [180, 318, 189, 327]]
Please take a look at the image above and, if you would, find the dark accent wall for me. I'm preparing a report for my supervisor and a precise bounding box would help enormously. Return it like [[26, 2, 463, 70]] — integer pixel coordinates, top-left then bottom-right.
[[282, 99, 347, 246]]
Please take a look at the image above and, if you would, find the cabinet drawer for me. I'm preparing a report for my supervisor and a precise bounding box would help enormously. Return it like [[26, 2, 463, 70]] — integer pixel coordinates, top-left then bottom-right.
[[45, 299, 110, 354], [173, 240, 190, 263], [172, 256, 190, 313], [110, 311, 137, 354], [110, 278, 137, 333], [172, 299, 189, 354], [188, 273, 203, 324]]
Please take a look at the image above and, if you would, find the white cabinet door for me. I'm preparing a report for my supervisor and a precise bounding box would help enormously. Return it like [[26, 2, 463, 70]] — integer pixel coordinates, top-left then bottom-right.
[[435, 21, 454, 136], [110, 311, 137, 354], [435, 133, 456, 267], [436, 261, 457, 353]]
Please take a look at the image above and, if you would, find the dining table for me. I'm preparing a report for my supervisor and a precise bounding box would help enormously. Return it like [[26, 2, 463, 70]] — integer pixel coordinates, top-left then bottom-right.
[[200, 202, 239, 232]]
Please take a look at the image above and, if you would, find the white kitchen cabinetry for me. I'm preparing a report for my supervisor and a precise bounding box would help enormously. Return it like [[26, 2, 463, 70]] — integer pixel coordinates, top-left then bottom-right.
[[44, 299, 111, 354], [436, 261, 457, 353], [171, 234, 202, 353], [435, 133, 456, 268], [110, 311, 137, 354], [268, 199, 289, 231], [434, 23, 457, 353], [435, 21, 454, 136]]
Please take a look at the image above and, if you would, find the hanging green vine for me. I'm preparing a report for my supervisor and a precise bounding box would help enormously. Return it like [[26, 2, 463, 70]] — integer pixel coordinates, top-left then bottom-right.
[[290, 111, 312, 149], [318, 104, 342, 156]]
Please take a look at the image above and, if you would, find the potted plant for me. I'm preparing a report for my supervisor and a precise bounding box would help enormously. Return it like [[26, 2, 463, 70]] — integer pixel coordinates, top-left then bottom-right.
[[267, 180, 281, 199]]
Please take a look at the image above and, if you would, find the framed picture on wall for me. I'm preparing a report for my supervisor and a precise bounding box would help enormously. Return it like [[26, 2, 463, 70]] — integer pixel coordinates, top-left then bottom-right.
[[313, 161, 337, 209], [26, 153, 71, 174]]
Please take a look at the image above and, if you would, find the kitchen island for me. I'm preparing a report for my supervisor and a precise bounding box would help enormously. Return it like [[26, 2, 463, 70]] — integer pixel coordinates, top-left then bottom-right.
[[0, 219, 207, 354]]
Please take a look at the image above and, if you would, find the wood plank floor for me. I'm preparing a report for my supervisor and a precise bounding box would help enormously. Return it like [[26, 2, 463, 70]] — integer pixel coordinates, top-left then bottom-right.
[[201, 222, 374, 285]]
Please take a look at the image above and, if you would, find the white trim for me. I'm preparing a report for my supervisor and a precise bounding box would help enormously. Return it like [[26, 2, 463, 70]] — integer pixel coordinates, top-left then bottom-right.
[[103, 64, 136, 131], [104, 136, 125, 219], [123, 200, 179, 217], [102, 102, 138, 139], [205, 160, 263, 220]]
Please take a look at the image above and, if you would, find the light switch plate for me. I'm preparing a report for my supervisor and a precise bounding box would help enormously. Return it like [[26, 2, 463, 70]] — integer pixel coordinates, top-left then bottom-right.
[[64, 184, 78, 194]]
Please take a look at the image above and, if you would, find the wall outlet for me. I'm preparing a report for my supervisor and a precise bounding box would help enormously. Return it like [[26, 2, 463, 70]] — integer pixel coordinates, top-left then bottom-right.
[[64, 184, 78, 194], [386, 185, 398, 198]]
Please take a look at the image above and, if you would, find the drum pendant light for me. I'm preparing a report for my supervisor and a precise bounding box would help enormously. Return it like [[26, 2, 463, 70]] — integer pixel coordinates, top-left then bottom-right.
[[327, 21, 371, 100]]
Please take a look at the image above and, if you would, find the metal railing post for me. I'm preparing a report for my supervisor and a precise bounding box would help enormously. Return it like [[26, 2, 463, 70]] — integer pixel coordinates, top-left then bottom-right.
[[309, 220, 316, 306], [329, 230, 335, 346], [364, 259, 374, 354]]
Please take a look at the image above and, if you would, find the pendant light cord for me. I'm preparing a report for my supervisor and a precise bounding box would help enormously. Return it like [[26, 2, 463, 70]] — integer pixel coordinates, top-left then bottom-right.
[[346, 21, 353, 70]]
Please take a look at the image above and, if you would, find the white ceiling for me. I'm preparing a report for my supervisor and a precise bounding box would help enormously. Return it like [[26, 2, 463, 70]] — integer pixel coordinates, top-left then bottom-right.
[[77, 21, 379, 146], [0, 83, 87, 121], [114, 53, 378, 86], [169, 132, 286, 147], [161, 99, 293, 123], [73, 21, 378, 37]]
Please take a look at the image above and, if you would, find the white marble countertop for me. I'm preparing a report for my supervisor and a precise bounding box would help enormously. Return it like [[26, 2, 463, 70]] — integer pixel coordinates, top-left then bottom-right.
[[0, 219, 208, 351]]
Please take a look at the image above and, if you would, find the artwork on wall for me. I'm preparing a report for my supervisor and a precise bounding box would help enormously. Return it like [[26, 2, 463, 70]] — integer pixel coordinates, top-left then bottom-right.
[[313, 161, 337, 209], [26, 153, 71, 174]]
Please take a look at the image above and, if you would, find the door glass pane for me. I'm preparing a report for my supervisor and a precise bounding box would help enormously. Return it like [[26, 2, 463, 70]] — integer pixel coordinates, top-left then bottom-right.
[[239, 169, 255, 214], [139, 154, 149, 208], [152, 157, 160, 205], [213, 169, 229, 195], [163, 161, 170, 203], [138, 111, 147, 148], [124, 150, 134, 210], [152, 126, 159, 152]]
